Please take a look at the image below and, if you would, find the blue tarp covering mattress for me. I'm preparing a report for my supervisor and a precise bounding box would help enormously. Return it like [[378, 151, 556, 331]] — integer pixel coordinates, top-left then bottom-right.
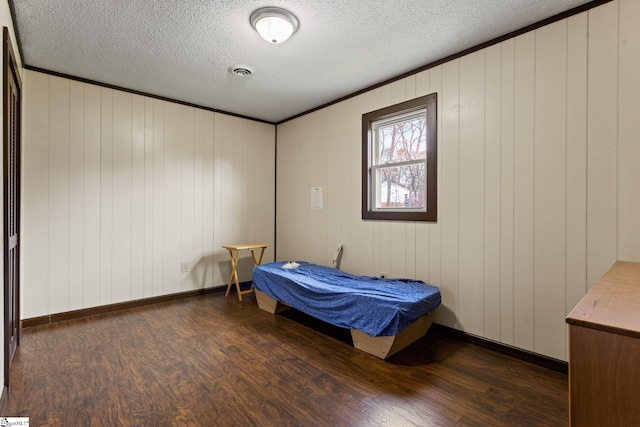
[[252, 262, 441, 337]]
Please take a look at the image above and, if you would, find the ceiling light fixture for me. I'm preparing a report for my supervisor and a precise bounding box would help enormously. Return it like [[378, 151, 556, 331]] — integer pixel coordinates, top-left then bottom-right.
[[250, 7, 299, 44]]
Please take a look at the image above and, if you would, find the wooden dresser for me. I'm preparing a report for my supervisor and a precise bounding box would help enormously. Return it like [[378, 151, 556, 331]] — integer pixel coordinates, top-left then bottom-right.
[[566, 261, 640, 426]]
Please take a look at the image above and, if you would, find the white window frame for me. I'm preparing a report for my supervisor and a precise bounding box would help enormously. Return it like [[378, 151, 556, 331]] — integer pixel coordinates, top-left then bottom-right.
[[370, 109, 427, 213]]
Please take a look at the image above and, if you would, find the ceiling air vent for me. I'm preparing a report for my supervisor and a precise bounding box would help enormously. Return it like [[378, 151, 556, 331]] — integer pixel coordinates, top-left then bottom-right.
[[229, 65, 255, 77]]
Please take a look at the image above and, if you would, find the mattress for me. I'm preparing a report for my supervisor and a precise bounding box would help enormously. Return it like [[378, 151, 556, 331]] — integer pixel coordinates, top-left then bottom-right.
[[252, 262, 441, 337]]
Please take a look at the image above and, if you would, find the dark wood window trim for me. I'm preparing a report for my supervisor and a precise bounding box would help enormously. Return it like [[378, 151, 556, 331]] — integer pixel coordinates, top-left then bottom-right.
[[362, 93, 437, 222]]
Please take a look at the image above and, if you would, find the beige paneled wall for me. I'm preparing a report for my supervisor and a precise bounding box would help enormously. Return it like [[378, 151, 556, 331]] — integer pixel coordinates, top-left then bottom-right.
[[276, 0, 640, 361], [21, 70, 275, 319], [618, 0, 640, 262]]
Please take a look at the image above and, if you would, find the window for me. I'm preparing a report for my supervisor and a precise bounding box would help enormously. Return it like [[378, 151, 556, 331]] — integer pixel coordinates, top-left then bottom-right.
[[362, 93, 437, 221]]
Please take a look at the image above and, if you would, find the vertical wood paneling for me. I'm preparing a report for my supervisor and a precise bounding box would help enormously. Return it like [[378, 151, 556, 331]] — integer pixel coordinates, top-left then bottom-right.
[[499, 39, 516, 345], [306, 110, 329, 265], [439, 60, 461, 328], [236, 121, 248, 244], [152, 99, 165, 296], [22, 72, 50, 318], [586, 1, 618, 288], [192, 110, 204, 287], [213, 113, 275, 283], [214, 113, 233, 258], [212, 111, 274, 286], [100, 88, 113, 304], [48, 77, 70, 314], [338, 99, 355, 271], [428, 67, 443, 289], [617, 0, 640, 261], [326, 103, 342, 268], [274, 120, 293, 262], [512, 32, 536, 351], [484, 44, 502, 341], [22, 70, 274, 318], [202, 111, 215, 287], [534, 20, 568, 360], [359, 91, 377, 276], [68, 81, 85, 310], [341, 96, 358, 273], [83, 84, 101, 308], [236, 118, 249, 245], [212, 113, 223, 284], [458, 51, 486, 335], [143, 97, 154, 297], [565, 13, 588, 322], [226, 124, 242, 258], [131, 95, 145, 300], [112, 91, 132, 303], [180, 108, 195, 289], [163, 103, 182, 294], [249, 121, 275, 260], [348, 92, 374, 275]]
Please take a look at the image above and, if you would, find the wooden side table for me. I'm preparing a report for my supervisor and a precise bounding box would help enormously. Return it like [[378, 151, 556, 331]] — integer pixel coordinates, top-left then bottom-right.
[[222, 243, 268, 301]]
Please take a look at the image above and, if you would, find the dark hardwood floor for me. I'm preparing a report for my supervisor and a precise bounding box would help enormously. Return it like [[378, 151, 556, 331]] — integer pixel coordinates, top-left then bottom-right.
[[2, 292, 568, 426]]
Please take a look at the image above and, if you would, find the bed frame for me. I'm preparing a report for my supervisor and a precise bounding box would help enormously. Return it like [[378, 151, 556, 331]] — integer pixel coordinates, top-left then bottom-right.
[[255, 289, 435, 359]]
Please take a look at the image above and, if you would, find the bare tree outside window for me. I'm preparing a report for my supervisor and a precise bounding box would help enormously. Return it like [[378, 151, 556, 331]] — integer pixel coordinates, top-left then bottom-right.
[[362, 93, 437, 222], [376, 116, 426, 209]]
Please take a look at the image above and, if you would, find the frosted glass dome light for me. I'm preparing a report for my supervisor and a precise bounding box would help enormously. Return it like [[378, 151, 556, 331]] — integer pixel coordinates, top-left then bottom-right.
[[250, 7, 299, 44]]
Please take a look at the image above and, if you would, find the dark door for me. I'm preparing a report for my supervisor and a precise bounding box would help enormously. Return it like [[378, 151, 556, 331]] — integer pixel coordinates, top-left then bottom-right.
[[3, 27, 21, 387]]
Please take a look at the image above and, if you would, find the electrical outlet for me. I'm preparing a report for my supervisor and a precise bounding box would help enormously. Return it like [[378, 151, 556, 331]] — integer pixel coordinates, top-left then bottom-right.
[[181, 262, 190, 273], [380, 272, 387, 278]]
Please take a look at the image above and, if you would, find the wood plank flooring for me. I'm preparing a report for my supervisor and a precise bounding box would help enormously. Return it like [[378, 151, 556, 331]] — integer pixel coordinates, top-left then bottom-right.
[[2, 292, 568, 426]]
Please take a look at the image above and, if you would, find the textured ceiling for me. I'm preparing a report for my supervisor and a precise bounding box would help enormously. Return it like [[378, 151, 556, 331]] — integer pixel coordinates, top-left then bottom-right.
[[12, 0, 595, 123]]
